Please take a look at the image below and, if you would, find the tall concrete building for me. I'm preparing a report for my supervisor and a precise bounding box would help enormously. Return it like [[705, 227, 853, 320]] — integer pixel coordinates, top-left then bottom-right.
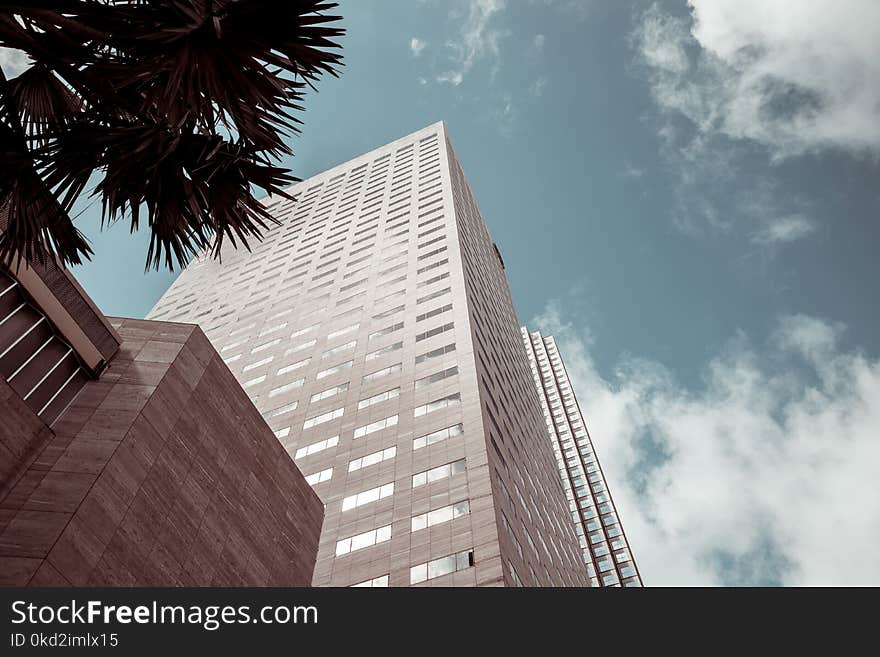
[[148, 122, 592, 587], [523, 328, 643, 587]]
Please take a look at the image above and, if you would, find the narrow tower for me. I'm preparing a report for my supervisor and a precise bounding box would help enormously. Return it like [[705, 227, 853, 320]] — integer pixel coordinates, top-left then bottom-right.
[[523, 328, 642, 586]]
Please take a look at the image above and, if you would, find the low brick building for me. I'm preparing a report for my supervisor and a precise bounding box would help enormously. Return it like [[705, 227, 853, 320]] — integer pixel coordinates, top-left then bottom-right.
[[0, 258, 323, 586]]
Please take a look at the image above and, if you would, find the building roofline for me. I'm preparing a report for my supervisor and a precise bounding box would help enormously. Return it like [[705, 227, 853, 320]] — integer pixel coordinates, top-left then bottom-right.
[[260, 121, 448, 203]]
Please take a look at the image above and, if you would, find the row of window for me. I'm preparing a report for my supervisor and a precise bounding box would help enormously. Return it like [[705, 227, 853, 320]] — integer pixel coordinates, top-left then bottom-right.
[[526, 330, 640, 586], [155, 185, 446, 325], [349, 550, 476, 587]]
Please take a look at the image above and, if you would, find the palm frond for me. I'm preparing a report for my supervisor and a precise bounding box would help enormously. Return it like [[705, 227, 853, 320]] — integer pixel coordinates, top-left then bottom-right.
[[0, 0, 345, 270]]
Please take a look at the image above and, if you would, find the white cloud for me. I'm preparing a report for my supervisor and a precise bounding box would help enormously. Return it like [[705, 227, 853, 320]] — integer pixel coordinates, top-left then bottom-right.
[[635, 0, 880, 159], [659, 133, 817, 243], [410, 37, 427, 57], [534, 303, 880, 586], [532, 34, 546, 53], [750, 214, 817, 245], [437, 0, 507, 86], [0, 46, 30, 77], [493, 92, 517, 136], [528, 76, 547, 97], [619, 163, 644, 179]]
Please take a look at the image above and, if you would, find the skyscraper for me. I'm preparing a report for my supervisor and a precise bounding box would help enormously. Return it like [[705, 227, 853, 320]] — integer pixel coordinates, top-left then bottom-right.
[[147, 122, 592, 587], [523, 328, 643, 587]]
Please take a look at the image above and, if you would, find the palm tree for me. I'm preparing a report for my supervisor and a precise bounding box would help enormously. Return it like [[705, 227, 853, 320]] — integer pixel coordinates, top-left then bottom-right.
[[0, 1, 343, 270]]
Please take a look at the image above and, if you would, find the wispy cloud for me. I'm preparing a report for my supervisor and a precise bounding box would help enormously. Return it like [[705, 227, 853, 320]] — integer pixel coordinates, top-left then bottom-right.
[[437, 0, 507, 86], [619, 163, 645, 179], [532, 33, 546, 53], [528, 76, 548, 97], [493, 92, 517, 136], [631, 3, 848, 242], [750, 214, 817, 245], [634, 0, 880, 159], [410, 37, 427, 57], [535, 302, 880, 586]]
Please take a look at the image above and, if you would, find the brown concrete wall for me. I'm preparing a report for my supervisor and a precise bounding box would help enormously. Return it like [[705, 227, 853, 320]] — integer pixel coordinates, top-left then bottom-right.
[[0, 378, 55, 504], [0, 318, 323, 586]]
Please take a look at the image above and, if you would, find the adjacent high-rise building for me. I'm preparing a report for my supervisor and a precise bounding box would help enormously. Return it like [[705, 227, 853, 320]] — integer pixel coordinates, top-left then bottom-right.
[[523, 328, 642, 587], [147, 122, 592, 587]]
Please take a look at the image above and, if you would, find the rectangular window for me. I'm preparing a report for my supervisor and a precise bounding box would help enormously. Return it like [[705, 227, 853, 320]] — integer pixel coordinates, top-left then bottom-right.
[[417, 214, 444, 229], [310, 382, 349, 403], [416, 303, 453, 323], [308, 280, 334, 293], [350, 575, 389, 588], [362, 363, 402, 383], [316, 360, 354, 379], [243, 375, 266, 388], [342, 482, 394, 511], [368, 322, 404, 341], [378, 274, 407, 288], [357, 387, 400, 410], [286, 338, 317, 354], [415, 322, 454, 342], [338, 292, 367, 311], [418, 224, 444, 239], [375, 289, 406, 304], [415, 342, 456, 364], [327, 323, 359, 340], [417, 272, 450, 288], [277, 358, 310, 376], [417, 246, 447, 261], [353, 414, 399, 439], [295, 435, 339, 460], [304, 467, 333, 485], [242, 356, 274, 372], [262, 401, 298, 420], [250, 338, 282, 354], [348, 446, 396, 472], [258, 322, 288, 337], [322, 340, 357, 358], [372, 304, 405, 320], [412, 458, 466, 487], [335, 525, 391, 556], [344, 265, 369, 280], [417, 287, 451, 305], [229, 323, 256, 336], [378, 262, 406, 277], [347, 254, 372, 268], [268, 379, 305, 397], [332, 305, 364, 321], [417, 235, 446, 249], [365, 341, 403, 361], [410, 549, 473, 584], [414, 366, 458, 389], [413, 423, 464, 450], [411, 500, 470, 531], [414, 392, 461, 417], [302, 406, 345, 430], [350, 244, 374, 257], [221, 339, 247, 353]]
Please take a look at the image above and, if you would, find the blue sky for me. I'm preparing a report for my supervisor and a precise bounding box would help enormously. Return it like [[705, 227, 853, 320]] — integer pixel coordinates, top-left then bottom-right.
[[31, 1, 880, 585]]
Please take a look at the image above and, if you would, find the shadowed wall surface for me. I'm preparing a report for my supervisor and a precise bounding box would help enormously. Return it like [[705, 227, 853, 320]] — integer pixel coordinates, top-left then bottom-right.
[[0, 318, 323, 586]]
